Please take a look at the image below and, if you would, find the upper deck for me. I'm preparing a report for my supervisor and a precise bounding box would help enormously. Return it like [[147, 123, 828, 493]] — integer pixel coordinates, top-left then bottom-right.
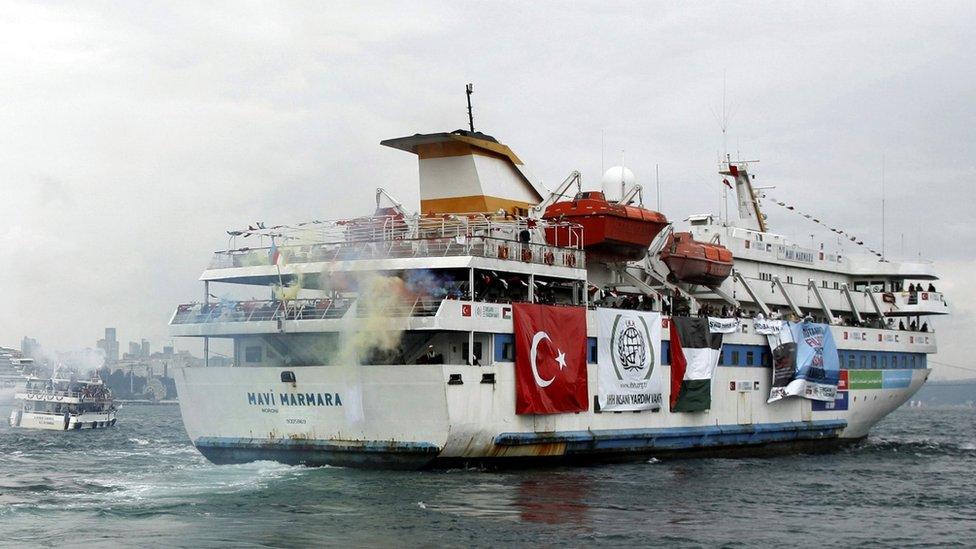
[[202, 214, 586, 285]]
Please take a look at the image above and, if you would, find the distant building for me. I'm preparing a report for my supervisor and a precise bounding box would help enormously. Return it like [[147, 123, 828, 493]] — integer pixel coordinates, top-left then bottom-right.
[[163, 345, 174, 355], [141, 339, 150, 358], [20, 336, 38, 358], [96, 327, 119, 365]]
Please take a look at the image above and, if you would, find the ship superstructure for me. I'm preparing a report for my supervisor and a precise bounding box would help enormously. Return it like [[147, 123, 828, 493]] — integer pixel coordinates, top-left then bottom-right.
[[169, 125, 945, 469]]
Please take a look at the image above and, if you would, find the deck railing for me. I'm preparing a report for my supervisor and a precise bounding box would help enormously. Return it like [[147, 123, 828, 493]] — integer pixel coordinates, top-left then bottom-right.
[[170, 296, 451, 325], [209, 215, 585, 270]]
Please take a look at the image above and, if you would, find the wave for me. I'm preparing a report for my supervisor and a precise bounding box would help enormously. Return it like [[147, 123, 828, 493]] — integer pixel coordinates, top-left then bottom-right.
[[854, 436, 976, 458]]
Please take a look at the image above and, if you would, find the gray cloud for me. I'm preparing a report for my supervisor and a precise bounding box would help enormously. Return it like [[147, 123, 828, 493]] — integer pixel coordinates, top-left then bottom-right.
[[1, 1, 973, 377]]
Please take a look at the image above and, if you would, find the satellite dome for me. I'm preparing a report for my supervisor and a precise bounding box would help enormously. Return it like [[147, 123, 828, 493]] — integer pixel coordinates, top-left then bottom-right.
[[601, 166, 636, 201]]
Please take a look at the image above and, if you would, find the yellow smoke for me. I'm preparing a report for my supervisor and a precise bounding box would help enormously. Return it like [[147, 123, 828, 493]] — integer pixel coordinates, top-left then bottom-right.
[[332, 271, 411, 366], [273, 272, 304, 301]]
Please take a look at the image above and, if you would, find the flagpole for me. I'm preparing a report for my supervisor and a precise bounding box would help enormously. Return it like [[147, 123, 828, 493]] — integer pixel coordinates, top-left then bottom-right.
[[271, 235, 287, 333]]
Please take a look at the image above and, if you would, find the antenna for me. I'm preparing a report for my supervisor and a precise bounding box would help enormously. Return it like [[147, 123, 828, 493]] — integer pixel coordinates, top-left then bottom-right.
[[465, 83, 475, 132], [881, 154, 886, 261], [710, 70, 734, 156], [655, 164, 660, 210], [711, 72, 735, 226], [601, 129, 605, 175], [620, 149, 626, 200]]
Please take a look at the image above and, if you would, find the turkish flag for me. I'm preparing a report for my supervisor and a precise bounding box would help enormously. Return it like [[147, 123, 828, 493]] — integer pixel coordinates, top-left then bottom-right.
[[514, 303, 589, 415]]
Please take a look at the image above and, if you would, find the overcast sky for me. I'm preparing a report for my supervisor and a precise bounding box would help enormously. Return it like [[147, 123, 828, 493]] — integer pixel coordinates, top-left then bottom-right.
[[2, 1, 973, 378]]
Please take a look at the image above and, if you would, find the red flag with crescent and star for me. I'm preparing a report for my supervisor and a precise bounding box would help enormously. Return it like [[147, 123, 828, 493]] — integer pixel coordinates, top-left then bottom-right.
[[514, 303, 589, 415]]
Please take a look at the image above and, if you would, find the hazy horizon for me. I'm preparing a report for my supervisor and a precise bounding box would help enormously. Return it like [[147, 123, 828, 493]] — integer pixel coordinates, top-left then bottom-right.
[[2, 1, 974, 380]]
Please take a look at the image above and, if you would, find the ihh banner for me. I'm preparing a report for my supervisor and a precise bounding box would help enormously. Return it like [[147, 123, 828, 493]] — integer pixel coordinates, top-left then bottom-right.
[[597, 309, 663, 411]]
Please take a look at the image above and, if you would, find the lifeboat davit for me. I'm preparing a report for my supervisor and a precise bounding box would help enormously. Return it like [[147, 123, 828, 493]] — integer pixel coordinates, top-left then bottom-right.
[[541, 191, 669, 262], [660, 232, 734, 286]]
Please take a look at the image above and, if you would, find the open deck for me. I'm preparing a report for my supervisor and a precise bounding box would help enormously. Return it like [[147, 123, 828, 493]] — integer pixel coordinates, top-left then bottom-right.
[[208, 215, 586, 271]]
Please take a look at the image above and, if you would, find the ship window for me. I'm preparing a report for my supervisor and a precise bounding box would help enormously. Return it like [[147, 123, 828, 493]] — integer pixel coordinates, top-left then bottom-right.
[[502, 342, 514, 361], [244, 346, 263, 363], [871, 355, 877, 369], [882, 355, 888, 368], [461, 342, 483, 365], [848, 354, 855, 369], [588, 338, 598, 364], [833, 282, 839, 289], [860, 355, 866, 368], [902, 355, 907, 368], [911, 355, 917, 367], [787, 276, 793, 284], [731, 351, 740, 365], [746, 351, 755, 366], [822, 280, 828, 288]]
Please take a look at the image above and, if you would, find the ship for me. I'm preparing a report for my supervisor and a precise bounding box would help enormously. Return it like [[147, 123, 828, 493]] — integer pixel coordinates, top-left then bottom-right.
[[8, 371, 117, 430], [169, 114, 947, 469]]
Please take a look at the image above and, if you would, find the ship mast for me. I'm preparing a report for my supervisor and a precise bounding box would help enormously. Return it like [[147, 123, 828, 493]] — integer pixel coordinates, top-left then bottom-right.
[[720, 160, 767, 233], [465, 83, 475, 132]]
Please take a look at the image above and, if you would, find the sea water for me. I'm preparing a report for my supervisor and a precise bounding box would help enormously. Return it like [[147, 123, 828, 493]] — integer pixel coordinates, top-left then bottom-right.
[[1, 404, 974, 547]]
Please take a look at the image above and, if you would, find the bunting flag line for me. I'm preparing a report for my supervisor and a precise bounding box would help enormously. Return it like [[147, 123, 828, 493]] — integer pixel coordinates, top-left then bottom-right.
[[765, 195, 885, 258]]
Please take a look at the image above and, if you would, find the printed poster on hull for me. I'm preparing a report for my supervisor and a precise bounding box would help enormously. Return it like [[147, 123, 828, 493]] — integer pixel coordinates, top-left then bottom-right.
[[596, 309, 663, 411], [762, 320, 840, 403]]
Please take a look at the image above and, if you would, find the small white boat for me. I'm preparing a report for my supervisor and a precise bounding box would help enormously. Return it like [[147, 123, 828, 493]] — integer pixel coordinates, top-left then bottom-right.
[[8, 375, 117, 431]]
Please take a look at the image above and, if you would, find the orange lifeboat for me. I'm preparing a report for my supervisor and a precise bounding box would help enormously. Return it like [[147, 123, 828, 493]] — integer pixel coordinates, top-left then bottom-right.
[[659, 232, 733, 286], [541, 191, 669, 261]]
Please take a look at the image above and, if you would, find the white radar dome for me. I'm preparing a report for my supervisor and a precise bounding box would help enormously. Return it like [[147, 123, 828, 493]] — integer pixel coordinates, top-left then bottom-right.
[[601, 166, 636, 201]]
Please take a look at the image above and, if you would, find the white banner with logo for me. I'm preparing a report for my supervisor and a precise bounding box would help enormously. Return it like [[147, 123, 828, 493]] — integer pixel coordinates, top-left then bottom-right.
[[597, 308, 663, 411]]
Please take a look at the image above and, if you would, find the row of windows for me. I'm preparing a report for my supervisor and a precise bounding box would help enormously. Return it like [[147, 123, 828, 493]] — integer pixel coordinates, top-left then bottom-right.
[[495, 335, 926, 370], [840, 350, 927, 370]]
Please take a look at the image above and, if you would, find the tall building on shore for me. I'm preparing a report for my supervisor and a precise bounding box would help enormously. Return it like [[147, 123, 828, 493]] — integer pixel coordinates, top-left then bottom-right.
[[20, 336, 38, 358], [96, 328, 119, 366]]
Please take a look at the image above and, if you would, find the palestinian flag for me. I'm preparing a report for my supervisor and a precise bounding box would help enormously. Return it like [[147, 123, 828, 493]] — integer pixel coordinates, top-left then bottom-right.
[[669, 317, 724, 412]]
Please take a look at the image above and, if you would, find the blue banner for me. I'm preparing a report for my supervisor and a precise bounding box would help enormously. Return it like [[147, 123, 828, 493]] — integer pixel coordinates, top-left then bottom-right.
[[787, 321, 840, 401], [765, 320, 841, 403]]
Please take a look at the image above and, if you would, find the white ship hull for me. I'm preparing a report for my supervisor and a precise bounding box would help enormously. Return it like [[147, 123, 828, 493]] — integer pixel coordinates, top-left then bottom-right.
[[175, 359, 927, 469], [8, 409, 118, 431]]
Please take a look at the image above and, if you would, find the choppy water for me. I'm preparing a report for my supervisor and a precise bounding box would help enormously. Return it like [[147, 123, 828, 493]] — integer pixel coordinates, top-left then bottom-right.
[[1, 404, 975, 547]]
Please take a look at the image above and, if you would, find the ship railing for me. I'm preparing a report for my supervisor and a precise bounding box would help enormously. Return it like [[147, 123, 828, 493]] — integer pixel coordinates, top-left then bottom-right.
[[355, 297, 446, 318], [172, 299, 352, 324], [21, 389, 87, 399], [171, 296, 452, 325], [209, 216, 585, 270]]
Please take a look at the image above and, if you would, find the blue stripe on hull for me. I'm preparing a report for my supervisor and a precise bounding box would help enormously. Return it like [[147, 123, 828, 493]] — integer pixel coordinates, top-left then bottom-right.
[[192, 420, 848, 469], [194, 437, 440, 469], [495, 420, 848, 454]]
